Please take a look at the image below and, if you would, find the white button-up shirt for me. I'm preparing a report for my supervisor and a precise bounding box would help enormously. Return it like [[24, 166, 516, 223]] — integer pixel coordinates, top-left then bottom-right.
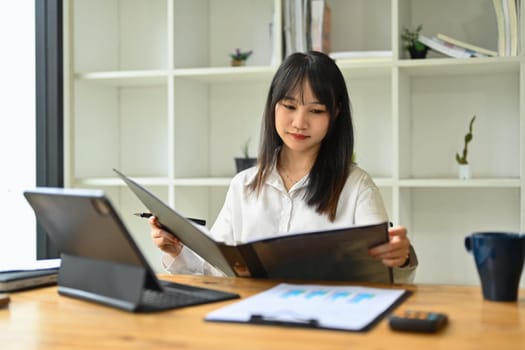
[[162, 164, 416, 283]]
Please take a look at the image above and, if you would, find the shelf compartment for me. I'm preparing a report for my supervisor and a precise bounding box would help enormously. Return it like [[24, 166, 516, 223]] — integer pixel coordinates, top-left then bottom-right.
[[347, 75, 393, 178], [397, 0, 498, 60], [73, 82, 168, 178], [329, 0, 391, 53], [172, 80, 268, 178], [397, 70, 520, 180], [401, 187, 521, 284], [173, 0, 279, 69], [73, 0, 168, 72]]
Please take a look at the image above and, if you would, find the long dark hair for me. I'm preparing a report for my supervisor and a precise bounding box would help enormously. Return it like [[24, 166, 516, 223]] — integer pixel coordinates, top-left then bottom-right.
[[248, 51, 354, 221]]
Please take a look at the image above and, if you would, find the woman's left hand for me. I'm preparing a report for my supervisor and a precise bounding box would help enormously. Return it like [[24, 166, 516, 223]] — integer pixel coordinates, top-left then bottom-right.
[[368, 225, 411, 267]]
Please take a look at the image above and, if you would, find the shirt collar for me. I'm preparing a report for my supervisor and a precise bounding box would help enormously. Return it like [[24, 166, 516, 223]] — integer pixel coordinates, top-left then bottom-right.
[[240, 147, 309, 193], [264, 154, 310, 193]]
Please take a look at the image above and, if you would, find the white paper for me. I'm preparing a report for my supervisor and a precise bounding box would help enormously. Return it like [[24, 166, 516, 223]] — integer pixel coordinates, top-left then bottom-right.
[[0, 258, 61, 272], [205, 283, 406, 331]]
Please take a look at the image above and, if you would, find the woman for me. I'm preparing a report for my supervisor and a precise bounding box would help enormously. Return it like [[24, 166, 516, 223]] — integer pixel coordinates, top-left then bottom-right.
[[151, 51, 417, 283]]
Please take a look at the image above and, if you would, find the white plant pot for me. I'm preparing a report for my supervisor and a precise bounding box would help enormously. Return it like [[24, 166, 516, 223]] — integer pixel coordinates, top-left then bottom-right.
[[458, 164, 471, 180]]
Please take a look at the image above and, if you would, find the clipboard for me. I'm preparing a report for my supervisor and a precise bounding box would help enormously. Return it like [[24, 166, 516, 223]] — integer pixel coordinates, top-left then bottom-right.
[[205, 283, 410, 332]]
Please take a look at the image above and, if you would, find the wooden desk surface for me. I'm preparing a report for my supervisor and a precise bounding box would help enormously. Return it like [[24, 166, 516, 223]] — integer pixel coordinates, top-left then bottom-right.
[[1, 274, 524, 350]]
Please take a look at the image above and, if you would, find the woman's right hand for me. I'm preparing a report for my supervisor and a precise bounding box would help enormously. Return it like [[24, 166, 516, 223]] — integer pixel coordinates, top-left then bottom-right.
[[149, 216, 183, 258]]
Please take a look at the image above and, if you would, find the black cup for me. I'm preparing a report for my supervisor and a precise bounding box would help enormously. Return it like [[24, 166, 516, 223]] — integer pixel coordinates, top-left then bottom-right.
[[465, 232, 525, 302]]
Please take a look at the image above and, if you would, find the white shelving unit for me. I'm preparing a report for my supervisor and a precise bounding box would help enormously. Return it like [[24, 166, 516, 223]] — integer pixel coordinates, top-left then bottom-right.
[[64, 0, 524, 285]]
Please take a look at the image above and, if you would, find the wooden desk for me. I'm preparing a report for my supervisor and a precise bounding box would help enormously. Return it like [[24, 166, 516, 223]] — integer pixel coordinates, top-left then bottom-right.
[[1, 275, 524, 350]]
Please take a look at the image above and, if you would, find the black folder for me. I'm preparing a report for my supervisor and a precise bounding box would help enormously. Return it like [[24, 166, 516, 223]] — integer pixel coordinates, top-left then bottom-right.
[[114, 169, 393, 283]]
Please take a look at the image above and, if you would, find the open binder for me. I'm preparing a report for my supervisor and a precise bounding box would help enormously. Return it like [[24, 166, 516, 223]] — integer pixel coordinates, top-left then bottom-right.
[[114, 169, 393, 283]]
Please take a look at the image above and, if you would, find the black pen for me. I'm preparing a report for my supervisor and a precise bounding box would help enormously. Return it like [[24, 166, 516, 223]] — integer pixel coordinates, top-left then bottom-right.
[[133, 212, 206, 226]]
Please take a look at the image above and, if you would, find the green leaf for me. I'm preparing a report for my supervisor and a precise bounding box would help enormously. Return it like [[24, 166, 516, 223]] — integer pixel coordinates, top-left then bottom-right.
[[414, 41, 426, 51], [456, 153, 466, 164]]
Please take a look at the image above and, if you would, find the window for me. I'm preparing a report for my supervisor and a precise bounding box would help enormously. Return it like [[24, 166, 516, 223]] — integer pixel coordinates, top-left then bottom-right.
[[0, 1, 37, 268], [35, 0, 62, 259], [0, 0, 62, 268]]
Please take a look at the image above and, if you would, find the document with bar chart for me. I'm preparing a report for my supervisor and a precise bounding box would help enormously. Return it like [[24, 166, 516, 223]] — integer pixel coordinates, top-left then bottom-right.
[[205, 283, 409, 331]]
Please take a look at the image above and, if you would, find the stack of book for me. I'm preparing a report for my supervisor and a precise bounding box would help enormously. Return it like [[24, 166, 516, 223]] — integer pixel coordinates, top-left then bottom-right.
[[417, 34, 497, 59]]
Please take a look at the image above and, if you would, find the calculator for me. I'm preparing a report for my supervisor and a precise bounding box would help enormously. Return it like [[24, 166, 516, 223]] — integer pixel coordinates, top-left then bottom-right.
[[389, 310, 448, 333]]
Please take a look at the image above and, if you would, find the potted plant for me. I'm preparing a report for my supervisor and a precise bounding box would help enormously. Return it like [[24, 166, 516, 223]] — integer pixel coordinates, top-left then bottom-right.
[[401, 24, 428, 59], [230, 48, 253, 66], [455, 115, 476, 179], [235, 138, 257, 173]]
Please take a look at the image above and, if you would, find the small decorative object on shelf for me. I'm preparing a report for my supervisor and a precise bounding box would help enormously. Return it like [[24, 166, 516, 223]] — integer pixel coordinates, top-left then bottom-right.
[[455, 115, 476, 179], [401, 24, 428, 59], [230, 48, 253, 66], [235, 138, 257, 173]]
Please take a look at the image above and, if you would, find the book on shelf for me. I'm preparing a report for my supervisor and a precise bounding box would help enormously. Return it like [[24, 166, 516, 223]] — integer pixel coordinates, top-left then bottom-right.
[[519, 0, 522, 54], [493, 0, 506, 55], [503, 0, 511, 55], [492, 0, 520, 56], [310, 0, 331, 53], [283, 0, 310, 56], [418, 34, 489, 59], [295, 0, 310, 53], [436, 33, 498, 57], [508, 0, 519, 55]]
